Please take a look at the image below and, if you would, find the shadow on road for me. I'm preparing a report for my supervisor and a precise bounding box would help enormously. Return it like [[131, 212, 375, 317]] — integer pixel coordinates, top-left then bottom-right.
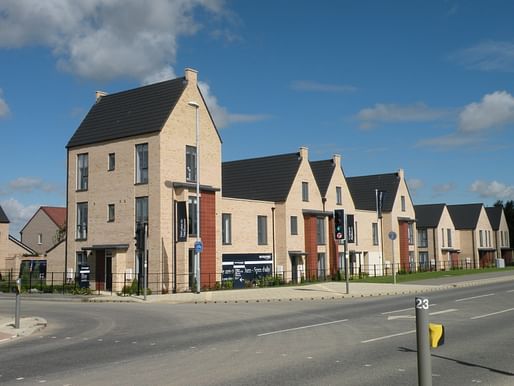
[[398, 346, 514, 377]]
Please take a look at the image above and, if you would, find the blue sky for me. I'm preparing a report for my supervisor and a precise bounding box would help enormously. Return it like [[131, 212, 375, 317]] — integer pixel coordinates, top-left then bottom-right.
[[1, 0, 514, 235]]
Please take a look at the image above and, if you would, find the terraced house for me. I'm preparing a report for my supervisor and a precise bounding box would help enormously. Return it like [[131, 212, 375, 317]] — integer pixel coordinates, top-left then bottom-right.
[[66, 68, 222, 293]]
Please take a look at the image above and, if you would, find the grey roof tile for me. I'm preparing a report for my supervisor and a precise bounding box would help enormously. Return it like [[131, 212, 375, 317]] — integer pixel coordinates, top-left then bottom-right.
[[222, 152, 301, 202], [414, 204, 446, 228], [0, 205, 9, 223], [67, 77, 187, 148], [447, 204, 483, 229], [346, 172, 401, 212], [485, 206, 503, 230], [310, 160, 334, 197]]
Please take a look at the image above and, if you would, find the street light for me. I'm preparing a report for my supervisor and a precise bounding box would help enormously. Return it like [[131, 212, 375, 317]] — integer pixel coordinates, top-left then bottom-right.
[[188, 101, 201, 294]]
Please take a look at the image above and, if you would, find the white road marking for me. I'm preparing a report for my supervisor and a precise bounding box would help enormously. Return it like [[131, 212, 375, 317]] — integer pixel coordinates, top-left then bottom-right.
[[471, 307, 514, 320], [387, 315, 415, 320], [429, 309, 458, 316], [506, 289, 514, 293], [361, 330, 416, 344], [455, 293, 494, 302], [381, 308, 411, 315], [257, 319, 348, 337]]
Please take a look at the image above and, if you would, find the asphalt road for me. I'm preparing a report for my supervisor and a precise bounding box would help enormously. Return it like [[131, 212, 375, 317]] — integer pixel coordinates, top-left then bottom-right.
[[1, 281, 513, 385]]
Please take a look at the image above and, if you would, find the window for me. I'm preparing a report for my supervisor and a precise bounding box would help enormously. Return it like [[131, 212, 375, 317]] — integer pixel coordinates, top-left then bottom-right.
[[418, 228, 428, 248], [108, 153, 115, 171], [317, 253, 326, 278], [355, 221, 359, 245], [408, 223, 414, 245], [447, 228, 452, 248], [419, 252, 429, 269], [441, 228, 445, 247], [135, 197, 148, 228], [290, 216, 298, 235], [186, 145, 197, 182], [372, 222, 379, 245], [76, 251, 87, 272], [108, 204, 115, 222], [479, 230, 484, 247], [302, 182, 309, 202], [135, 143, 148, 184], [76, 202, 88, 240], [77, 153, 88, 190], [188, 196, 197, 236], [222, 213, 231, 245], [258, 215, 268, 245], [316, 217, 325, 245], [401, 195, 406, 212], [37, 233, 42, 245], [336, 186, 342, 205]]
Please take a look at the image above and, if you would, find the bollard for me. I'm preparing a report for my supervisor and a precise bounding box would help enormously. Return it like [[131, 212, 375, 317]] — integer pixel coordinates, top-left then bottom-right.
[[415, 297, 432, 386], [15, 277, 21, 329]]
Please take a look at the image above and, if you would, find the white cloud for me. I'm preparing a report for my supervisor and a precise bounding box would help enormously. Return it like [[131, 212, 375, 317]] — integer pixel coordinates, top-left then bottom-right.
[[198, 81, 270, 129], [0, 177, 59, 195], [356, 102, 450, 129], [452, 40, 514, 72], [458, 90, 514, 132], [407, 178, 423, 195], [0, 0, 226, 82], [0, 198, 39, 237], [415, 133, 482, 149], [432, 182, 456, 195], [470, 180, 514, 200], [291, 80, 356, 93], [0, 88, 10, 117]]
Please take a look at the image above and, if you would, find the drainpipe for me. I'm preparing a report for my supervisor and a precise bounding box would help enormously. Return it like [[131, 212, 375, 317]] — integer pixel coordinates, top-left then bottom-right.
[[272, 207, 276, 276], [64, 149, 69, 282]]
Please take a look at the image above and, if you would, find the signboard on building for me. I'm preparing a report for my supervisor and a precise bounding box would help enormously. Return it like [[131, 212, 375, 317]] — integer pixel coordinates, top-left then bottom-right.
[[176, 201, 187, 242], [222, 253, 273, 289]]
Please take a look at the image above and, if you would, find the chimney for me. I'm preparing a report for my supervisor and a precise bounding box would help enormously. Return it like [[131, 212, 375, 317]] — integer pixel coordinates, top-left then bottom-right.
[[299, 146, 309, 160], [185, 68, 198, 85], [332, 154, 341, 166], [398, 168, 405, 179], [95, 91, 107, 103]]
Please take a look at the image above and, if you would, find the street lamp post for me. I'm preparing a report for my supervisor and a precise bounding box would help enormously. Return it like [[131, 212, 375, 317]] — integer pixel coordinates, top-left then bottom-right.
[[188, 101, 201, 294]]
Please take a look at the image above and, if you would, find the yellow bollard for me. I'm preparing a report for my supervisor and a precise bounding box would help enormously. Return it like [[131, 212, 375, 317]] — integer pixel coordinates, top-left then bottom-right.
[[429, 323, 445, 348]]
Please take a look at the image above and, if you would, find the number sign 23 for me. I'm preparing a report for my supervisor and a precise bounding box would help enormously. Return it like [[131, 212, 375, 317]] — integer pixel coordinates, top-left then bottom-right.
[[415, 298, 429, 310]]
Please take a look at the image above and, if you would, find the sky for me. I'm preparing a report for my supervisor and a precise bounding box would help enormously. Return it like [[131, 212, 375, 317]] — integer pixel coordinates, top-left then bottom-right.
[[1, 0, 514, 235]]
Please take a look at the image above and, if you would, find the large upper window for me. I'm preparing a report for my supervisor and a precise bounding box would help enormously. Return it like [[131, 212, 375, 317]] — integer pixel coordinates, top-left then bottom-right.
[[316, 217, 326, 245], [186, 145, 197, 182], [302, 182, 309, 202], [76, 202, 88, 240], [418, 228, 428, 248], [336, 186, 342, 205], [257, 215, 268, 245], [290, 216, 298, 235], [108, 153, 115, 171], [77, 153, 88, 191], [135, 143, 148, 184], [447, 228, 452, 248], [135, 197, 148, 227], [222, 213, 232, 245], [188, 196, 198, 236], [401, 195, 406, 212], [372, 223, 379, 245], [408, 223, 414, 245]]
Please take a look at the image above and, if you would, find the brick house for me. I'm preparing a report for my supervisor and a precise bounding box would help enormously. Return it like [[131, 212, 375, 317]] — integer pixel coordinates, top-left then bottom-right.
[[485, 206, 512, 264], [20, 206, 66, 255], [66, 68, 221, 293]]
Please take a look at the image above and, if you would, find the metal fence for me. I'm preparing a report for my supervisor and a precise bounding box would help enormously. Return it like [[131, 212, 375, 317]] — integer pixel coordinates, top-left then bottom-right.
[[0, 259, 506, 296]]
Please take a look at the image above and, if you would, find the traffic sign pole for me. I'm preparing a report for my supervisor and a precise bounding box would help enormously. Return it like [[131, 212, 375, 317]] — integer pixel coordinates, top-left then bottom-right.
[[388, 231, 397, 285]]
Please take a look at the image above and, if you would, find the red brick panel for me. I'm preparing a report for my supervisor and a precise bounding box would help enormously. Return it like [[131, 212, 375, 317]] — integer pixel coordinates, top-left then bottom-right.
[[304, 215, 318, 280], [200, 191, 216, 288], [398, 221, 409, 270], [328, 218, 338, 275]]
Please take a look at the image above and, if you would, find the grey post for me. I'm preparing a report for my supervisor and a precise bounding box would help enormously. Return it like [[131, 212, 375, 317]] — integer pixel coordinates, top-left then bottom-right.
[[344, 239, 349, 294], [415, 297, 432, 386], [15, 278, 21, 329]]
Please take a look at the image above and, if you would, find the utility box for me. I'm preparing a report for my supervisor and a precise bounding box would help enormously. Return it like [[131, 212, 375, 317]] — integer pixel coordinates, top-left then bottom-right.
[[496, 258, 505, 268]]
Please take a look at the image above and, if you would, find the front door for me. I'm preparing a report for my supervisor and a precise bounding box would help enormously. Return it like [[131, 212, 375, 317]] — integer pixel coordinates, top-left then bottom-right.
[[105, 253, 112, 291], [96, 250, 105, 291]]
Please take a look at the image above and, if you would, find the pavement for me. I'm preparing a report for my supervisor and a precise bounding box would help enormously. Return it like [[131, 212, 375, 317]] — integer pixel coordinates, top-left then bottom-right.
[[1, 270, 513, 344]]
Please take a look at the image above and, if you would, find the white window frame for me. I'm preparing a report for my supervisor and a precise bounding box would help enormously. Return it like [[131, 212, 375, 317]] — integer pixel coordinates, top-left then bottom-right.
[[77, 153, 88, 191], [135, 143, 148, 184]]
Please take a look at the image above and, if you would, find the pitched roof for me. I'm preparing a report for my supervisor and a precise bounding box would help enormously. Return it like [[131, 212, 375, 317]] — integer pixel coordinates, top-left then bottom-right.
[[310, 160, 334, 197], [67, 77, 187, 148], [414, 204, 446, 228], [447, 204, 483, 230], [0, 205, 9, 223], [346, 172, 401, 212], [485, 206, 503, 230], [222, 152, 302, 202], [9, 235, 37, 255], [41, 207, 67, 229]]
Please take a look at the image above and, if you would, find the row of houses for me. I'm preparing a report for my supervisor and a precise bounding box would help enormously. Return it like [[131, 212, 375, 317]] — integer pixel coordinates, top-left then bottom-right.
[[1, 68, 511, 293]]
